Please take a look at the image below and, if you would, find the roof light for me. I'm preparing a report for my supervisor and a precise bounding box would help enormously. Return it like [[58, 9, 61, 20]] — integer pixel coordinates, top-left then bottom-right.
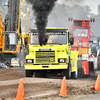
[[90, 18, 92, 22], [68, 17, 73, 21], [93, 18, 95, 22], [71, 17, 73, 21], [68, 17, 70, 21], [90, 18, 95, 22]]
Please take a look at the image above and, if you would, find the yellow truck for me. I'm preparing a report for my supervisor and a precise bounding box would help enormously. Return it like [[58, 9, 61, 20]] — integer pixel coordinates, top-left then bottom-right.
[[25, 28, 79, 79]]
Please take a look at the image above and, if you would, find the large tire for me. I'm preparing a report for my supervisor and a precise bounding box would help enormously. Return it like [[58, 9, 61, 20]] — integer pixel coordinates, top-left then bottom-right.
[[89, 61, 95, 77], [63, 57, 71, 79], [71, 61, 78, 79], [97, 55, 100, 70], [77, 60, 84, 78], [71, 68, 78, 79], [25, 70, 33, 77], [63, 63, 71, 79]]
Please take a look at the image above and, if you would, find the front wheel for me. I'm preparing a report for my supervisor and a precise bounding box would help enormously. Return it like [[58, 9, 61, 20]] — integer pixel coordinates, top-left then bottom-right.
[[71, 69, 78, 79], [71, 63, 78, 79], [63, 64, 71, 79]]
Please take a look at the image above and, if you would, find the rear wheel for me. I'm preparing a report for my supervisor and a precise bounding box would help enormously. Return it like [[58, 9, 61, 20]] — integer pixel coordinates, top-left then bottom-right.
[[25, 70, 33, 77], [63, 57, 71, 79], [77, 60, 84, 78], [71, 68, 78, 79], [71, 61, 78, 79]]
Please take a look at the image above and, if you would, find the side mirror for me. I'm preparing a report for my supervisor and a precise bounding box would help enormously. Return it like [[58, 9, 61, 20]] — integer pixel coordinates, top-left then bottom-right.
[[70, 37, 74, 45]]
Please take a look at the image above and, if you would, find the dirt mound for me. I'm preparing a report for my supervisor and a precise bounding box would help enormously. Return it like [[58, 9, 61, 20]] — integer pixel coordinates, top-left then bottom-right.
[[0, 68, 25, 81], [0, 81, 98, 99], [0, 67, 99, 99]]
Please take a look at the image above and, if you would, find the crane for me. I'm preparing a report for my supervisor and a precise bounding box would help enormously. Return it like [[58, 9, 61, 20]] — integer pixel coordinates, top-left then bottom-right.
[[0, 0, 30, 68]]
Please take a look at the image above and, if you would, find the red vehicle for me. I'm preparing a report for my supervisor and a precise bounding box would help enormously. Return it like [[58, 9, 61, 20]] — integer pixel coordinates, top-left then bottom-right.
[[71, 19, 91, 56]]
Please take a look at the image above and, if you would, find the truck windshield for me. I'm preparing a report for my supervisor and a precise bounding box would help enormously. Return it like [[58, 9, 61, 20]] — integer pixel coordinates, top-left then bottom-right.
[[73, 28, 88, 37], [30, 32, 67, 44]]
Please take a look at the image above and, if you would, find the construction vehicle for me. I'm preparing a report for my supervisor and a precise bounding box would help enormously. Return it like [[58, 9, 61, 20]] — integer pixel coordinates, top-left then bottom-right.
[[0, 11, 18, 67], [68, 18, 96, 77], [90, 37, 100, 70], [71, 19, 91, 59], [0, 0, 30, 67], [24, 27, 79, 79]]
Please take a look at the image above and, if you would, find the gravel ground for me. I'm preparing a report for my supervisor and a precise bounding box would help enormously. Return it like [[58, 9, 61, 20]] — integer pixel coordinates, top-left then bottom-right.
[[0, 67, 25, 81], [0, 67, 100, 100], [0, 59, 100, 100]]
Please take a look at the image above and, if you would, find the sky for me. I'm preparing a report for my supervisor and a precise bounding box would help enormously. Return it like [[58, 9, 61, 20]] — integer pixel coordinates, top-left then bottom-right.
[[1, 0, 100, 36], [81, 0, 99, 14], [28, 0, 100, 37], [57, 0, 100, 15]]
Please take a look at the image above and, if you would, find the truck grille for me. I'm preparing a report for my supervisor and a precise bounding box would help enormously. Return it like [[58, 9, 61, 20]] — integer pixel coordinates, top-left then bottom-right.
[[36, 51, 55, 63]]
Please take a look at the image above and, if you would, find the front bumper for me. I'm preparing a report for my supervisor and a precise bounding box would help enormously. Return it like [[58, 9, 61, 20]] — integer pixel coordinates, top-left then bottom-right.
[[25, 64, 68, 70]]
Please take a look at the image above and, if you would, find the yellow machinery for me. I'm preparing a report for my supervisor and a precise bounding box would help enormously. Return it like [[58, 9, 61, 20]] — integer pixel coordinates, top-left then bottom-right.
[[0, 0, 30, 67], [25, 27, 79, 79], [0, 11, 5, 51], [17, 0, 30, 46]]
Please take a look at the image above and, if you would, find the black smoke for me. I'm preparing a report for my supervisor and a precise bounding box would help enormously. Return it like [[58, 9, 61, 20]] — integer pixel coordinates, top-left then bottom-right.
[[27, 0, 57, 46]]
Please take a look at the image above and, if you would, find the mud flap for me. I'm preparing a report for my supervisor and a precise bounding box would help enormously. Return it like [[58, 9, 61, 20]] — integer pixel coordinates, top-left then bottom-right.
[[82, 61, 89, 75], [82, 61, 95, 77]]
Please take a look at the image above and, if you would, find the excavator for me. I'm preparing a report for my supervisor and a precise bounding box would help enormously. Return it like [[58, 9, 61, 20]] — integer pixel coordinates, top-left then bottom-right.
[[0, 0, 30, 68]]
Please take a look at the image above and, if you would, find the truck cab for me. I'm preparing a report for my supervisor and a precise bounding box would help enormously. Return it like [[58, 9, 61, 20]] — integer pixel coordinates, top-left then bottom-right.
[[4, 32, 18, 51]]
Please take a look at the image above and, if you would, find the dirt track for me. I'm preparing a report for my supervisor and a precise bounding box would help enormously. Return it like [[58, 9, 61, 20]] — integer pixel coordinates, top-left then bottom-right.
[[0, 67, 100, 100]]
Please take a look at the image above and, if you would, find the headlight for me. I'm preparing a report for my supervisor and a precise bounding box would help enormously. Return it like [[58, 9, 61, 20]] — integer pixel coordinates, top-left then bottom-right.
[[26, 59, 33, 63], [58, 58, 68, 63], [60, 59, 65, 63]]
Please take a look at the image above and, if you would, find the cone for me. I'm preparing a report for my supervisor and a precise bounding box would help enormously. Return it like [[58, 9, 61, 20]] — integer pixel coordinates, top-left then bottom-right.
[[16, 79, 25, 100], [59, 76, 67, 97], [94, 74, 100, 91]]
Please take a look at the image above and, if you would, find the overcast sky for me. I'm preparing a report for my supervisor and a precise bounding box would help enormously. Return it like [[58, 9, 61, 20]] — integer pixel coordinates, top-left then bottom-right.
[[81, 0, 100, 14], [57, 0, 100, 15]]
